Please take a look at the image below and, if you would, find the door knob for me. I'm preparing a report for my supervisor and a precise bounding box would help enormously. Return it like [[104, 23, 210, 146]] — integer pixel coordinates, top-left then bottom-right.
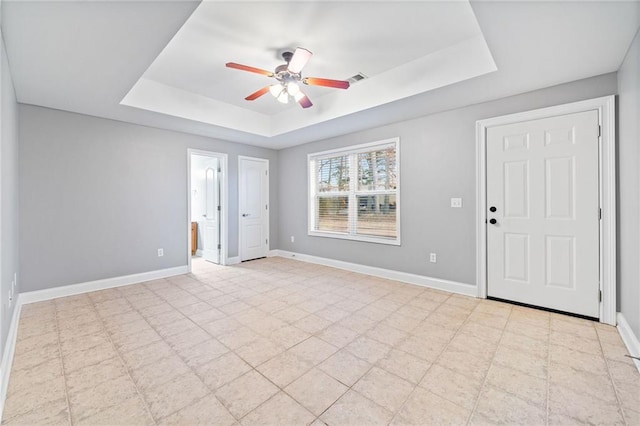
[[242, 213, 249, 217], [489, 218, 497, 225], [489, 206, 497, 212]]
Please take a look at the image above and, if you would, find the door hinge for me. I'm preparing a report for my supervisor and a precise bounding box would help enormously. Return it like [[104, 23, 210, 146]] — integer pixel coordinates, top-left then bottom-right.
[[266, 238, 268, 245], [265, 204, 268, 210], [599, 290, 602, 302], [217, 205, 221, 211], [265, 170, 268, 176], [598, 125, 601, 138], [599, 208, 602, 220], [217, 244, 221, 250], [218, 168, 221, 173]]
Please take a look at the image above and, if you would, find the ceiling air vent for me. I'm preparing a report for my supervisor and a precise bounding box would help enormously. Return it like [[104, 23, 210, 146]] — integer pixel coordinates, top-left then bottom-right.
[[348, 73, 368, 84]]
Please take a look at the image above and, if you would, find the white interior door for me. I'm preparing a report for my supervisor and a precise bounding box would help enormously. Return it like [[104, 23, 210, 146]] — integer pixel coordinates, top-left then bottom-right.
[[239, 157, 269, 261], [202, 160, 220, 264], [486, 110, 600, 317]]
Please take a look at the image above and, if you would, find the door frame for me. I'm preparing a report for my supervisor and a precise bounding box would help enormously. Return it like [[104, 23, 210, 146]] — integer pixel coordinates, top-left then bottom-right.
[[187, 149, 229, 271], [475, 95, 616, 324], [238, 156, 269, 262]]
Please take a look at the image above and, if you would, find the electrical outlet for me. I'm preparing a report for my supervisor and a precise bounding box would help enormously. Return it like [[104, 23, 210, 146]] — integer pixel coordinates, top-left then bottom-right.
[[450, 198, 463, 208], [290, 236, 295, 243], [157, 248, 164, 257], [430, 253, 437, 263]]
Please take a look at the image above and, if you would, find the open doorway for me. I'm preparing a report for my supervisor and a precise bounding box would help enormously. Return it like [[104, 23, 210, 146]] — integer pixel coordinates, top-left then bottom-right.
[[188, 149, 228, 271]]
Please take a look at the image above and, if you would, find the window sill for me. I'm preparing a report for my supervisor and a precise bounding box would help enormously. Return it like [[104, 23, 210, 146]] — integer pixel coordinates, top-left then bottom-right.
[[308, 230, 401, 246]]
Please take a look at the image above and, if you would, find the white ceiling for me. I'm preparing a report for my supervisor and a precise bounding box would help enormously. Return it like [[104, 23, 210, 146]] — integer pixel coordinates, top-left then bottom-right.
[[2, 1, 639, 149]]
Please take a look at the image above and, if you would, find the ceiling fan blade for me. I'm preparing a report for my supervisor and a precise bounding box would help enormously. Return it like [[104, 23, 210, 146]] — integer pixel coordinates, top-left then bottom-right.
[[287, 48, 312, 74], [226, 62, 274, 77], [303, 77, 350, 89], [245, 86, 271, 101], [298, 95, 313, 108]]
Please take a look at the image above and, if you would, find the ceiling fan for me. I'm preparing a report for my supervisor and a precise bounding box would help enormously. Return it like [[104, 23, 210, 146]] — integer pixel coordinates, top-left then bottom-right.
[[226, 47, 350, 109]]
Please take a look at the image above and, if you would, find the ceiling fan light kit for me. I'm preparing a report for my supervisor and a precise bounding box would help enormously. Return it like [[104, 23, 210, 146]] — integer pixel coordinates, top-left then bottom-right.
[[226, 47, 350, 109]]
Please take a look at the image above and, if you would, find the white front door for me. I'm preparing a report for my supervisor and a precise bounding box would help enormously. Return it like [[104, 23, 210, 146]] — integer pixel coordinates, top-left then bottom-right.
[[239, 157, 269, 261], [202, 161, 220, 264], [486, 110, 600, 317]]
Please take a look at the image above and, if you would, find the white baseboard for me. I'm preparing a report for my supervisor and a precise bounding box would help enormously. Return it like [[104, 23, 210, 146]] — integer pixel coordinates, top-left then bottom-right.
[[617, 313, 640, 372], [271, 249, 477, 297], [19, 265, 189, 305], [226, 256, 240, 265], [195, 249, 203, 257], [0, 298, 23, 422]]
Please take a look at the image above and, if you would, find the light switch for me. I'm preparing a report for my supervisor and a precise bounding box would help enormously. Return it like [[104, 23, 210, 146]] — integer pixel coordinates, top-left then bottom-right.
[[451, 198, 463, 208]]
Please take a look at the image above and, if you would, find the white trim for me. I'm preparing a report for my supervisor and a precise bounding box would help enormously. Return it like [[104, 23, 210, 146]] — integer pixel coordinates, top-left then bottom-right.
[[19, 266, 188, 305], [271, 249, 476, 296], [617, 313, 640, 372], [238, 156, 270, 262], [475, 95, 616, 325], [187, 149, 229, 270], [307, 137, 401, 246], [195, 249, 203, 257], [226, 256, 241, 265], [0, 297, 22, 422]]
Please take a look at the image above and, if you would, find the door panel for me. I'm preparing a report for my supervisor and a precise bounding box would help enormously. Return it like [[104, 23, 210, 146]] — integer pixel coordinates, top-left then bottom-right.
[[239, 157, 269, 261], [202, 160, 220, 264], [487, 110, 599, 317]]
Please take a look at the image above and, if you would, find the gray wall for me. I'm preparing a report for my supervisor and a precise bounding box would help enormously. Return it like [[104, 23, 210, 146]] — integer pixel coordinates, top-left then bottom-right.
[[618, 28, 640, 338], [277, 73, 617, 286], [19, 105, 278, 292], [0, 30, 19, 353]]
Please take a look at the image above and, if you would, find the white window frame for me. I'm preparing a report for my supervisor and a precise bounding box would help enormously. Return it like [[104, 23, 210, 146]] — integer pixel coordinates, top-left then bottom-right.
[[308, 138, 401, 246]]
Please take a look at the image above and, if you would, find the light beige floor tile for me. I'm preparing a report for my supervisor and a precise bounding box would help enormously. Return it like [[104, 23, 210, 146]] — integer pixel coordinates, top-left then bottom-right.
[[316, 324, 360, 348], [118, 340, 175, 371], [436, 350, 492, 382], [345, 336, 391, 364], [367, 323, 408, 346], [337, 313, 378, 334], [215, 370, 279, 419], [549, 344, 608, 374], [392, 387, 470, 425], [62, 340, 118, 374], [317, 349, 372, 387], [294, 314, 333, 334], [143, 372, 209, 421], [549, 362, 617, 404], [549, 383, 625, 424], [486, 364, 547, 407], [175, 338, 229, 368], [68, 374, 139, 422], [200, 317, 243, 337], [75, 396, 153, 426], [7, 357, 62, 390], [154, 318, 200, 339], [235, 337, 284, 367], [14, 331, 59, 356], [217, 326, 260, 350], [159, 394, 235, 426], [256, 350, 314, 388], [3, 376, 67, 421], [473, 385, 545, 425], [195, 352, 253, 390], [377, 349, 430, 384], [353, 367, 415, 413], [419, 364, 483, 410], [492, 345, 548, 379], [290, 336, 338, 365], [111, 327, 162, 353], [397, 335, 447, 362], [163, 326, 211, 351], [268, 325, 310, 349], [131, 355, 190, 391], [1, 397, 69, 426], [65, 356, 126, 394], [320, 390, 393, 426], [285, 368, 348, 416], [240, 392, 315, 426], [550, 330, 603, 355]]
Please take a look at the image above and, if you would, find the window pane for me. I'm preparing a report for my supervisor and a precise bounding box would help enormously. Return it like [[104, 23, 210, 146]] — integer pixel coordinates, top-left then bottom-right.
[[356, 194, 397, 238], [316, 196, 349, 233], [318, 156, 350, 192], [358, 148, 397, 191]]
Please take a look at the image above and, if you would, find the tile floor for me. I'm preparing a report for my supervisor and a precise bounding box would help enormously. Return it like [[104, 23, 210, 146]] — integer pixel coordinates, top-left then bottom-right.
[[2, 257, 639, 425]]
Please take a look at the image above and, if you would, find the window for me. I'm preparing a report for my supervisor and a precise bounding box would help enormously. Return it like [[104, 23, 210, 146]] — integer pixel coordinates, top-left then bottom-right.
[[308, 138, 400, 245]]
